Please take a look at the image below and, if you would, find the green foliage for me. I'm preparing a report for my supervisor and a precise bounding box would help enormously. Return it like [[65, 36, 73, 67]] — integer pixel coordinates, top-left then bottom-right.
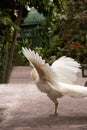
[[0, 15, 17, 28], [44, 0, 87, 63], [14, 0, 87, 65], [0, 0, 87, 71], [13, 38, 31, 65]]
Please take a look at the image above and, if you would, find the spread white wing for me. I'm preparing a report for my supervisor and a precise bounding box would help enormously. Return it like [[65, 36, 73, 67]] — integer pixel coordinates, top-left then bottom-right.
[[22, 47, 58, 87], [22, 48, 87, 98], [52, 56, 81, 84]]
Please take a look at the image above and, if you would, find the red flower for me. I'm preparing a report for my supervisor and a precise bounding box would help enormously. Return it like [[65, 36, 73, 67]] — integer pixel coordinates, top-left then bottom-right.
[[70, 42, 85, 49]]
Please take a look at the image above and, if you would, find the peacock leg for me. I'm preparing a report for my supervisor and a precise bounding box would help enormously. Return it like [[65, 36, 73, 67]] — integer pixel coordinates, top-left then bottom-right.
[[54, 102, 58, 115], [47, 93, 59, 115]]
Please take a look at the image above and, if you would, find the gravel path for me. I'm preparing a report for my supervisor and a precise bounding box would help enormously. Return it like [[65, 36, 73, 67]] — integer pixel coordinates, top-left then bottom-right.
[[0, 66, 87, 130]]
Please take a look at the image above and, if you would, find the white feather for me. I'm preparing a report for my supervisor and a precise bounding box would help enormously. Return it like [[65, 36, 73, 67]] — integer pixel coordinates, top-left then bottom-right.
[[58, 82, 87, 98], [22, 47, 58, 86], [52, 56, 81, 84], [22, 47, 87, 114]]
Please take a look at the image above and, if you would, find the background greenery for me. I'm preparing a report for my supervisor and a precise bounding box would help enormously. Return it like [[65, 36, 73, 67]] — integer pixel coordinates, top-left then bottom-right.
[[0, 0, 87, 82]]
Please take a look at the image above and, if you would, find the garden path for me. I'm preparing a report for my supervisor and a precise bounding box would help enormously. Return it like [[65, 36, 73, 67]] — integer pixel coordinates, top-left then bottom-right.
[[0, 66, 87, 130]]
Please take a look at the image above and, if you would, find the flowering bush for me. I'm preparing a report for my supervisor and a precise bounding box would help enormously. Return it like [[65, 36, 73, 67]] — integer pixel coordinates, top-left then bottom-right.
[[68, 42, 86, 63]]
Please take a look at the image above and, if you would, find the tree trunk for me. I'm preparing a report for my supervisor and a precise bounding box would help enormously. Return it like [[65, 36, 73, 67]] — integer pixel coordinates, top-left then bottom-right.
[[4, 5, 23, 83]]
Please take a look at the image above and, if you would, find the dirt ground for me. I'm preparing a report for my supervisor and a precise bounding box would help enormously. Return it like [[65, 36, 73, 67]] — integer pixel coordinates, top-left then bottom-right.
[[0, 66, 87, 130]]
